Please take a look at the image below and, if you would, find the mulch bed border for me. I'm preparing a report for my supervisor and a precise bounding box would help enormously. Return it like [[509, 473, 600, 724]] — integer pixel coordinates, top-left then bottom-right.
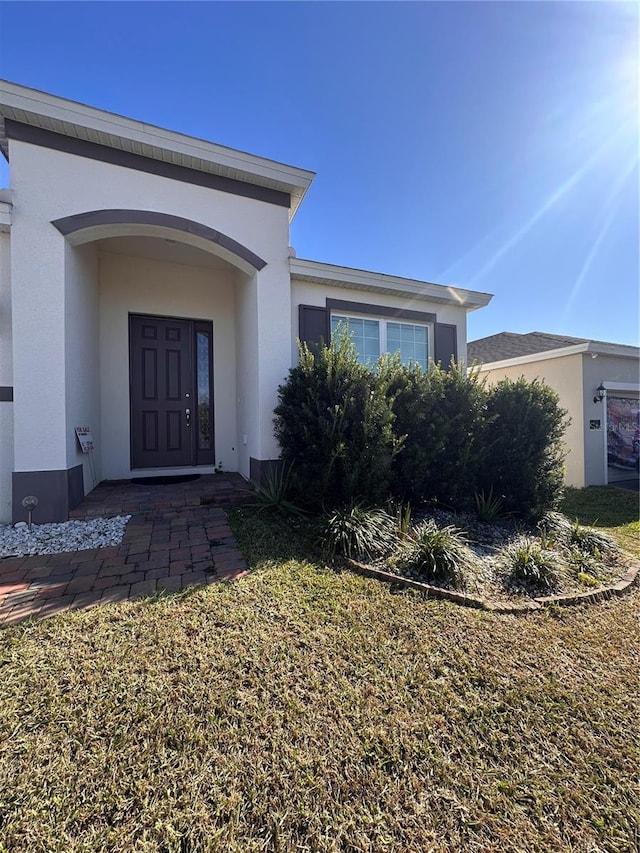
[[348, 558, 640, 614]]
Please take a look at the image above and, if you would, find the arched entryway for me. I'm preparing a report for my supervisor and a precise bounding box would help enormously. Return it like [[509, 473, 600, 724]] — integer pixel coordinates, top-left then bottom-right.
[[55, 210, 263, 487]]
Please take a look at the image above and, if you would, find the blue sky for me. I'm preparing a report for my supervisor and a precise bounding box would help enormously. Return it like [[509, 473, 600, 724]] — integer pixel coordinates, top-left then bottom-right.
[[0, 1, 638, 345]]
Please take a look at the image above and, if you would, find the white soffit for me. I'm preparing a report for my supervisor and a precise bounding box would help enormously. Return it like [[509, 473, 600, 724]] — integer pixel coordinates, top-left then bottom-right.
[[0, 80, 315, 220], [290, 258, 493, 310]]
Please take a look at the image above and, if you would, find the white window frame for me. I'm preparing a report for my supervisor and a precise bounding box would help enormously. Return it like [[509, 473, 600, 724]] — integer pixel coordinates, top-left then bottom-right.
[[330, 312, 433, 368]]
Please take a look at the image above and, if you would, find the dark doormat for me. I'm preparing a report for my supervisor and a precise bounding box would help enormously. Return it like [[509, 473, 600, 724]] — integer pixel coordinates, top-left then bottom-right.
[[131, 474, 201, 486]]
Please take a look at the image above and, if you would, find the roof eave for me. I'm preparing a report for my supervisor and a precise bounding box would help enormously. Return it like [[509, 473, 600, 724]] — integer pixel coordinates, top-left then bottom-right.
[[472, 341, 640, 370], [290, 258, 493, 310], [0, 80, 315, 220]]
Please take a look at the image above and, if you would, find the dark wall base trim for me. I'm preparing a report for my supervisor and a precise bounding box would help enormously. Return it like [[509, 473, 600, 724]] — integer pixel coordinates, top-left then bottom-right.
[[5, 119, 291, 209], [12, 465, 85, 524], [0, 386, 13, 402], [249, 457, 282, 485]]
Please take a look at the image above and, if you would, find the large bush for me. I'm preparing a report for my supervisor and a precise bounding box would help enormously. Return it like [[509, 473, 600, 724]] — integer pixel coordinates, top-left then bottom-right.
[[274, 342, 568, 520], [273, 337, 398, 510], [479, 378, 568, 519], [380, 357, 489, 508]]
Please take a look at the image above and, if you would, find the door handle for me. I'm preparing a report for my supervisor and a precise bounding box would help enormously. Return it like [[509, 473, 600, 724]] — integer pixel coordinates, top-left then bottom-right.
[[185, 408, 191, 427]]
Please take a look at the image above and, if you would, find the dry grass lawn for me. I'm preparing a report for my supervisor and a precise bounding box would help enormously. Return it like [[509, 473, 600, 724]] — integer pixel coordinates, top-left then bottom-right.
[[0, 491, 639, 853]]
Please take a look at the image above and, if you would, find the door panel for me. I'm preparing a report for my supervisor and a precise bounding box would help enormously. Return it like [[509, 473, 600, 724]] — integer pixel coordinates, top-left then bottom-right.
[[130, 315, 194, 468]]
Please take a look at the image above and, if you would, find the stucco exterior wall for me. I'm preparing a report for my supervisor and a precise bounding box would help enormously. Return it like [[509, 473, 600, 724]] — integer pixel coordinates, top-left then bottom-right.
[[582, 353, 639, 486], [234, 272, 259, 476], [291, 279, 469, 366], [478, 354, 585, 487], [98, 249, 238, 480], [0, 231, 13, 521], [7, 137, 291, 482], [65, 242, 100, 493]]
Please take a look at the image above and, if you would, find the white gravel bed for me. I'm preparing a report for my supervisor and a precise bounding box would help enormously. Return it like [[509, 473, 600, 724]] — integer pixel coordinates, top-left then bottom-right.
[[0, 515, 131, 558]]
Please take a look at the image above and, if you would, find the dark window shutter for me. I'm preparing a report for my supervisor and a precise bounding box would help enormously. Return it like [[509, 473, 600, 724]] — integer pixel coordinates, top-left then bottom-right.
[[434, 323, 458, 370], [298, 305, 329, 353]]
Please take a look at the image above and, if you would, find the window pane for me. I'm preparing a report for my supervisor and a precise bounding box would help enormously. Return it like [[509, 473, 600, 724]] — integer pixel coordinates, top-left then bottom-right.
[[387, 322, 428, 369], [196, 331, 211, 450], [331, 315, 380, 365]]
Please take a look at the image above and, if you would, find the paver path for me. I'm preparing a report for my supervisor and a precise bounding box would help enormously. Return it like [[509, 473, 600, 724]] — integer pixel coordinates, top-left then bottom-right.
[[0, 474, 251, 627]]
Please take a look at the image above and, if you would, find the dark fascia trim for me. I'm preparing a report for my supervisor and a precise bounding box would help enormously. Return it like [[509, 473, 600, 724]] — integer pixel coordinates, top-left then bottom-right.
[[52, 209, 267, 271], [5, 118, 291, 210], [0, 386, 13, 402], [326, 298, 436, 325]]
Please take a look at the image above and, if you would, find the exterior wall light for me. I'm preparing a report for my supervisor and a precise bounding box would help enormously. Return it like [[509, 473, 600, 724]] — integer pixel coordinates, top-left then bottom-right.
[[593, 383, 606, 404]]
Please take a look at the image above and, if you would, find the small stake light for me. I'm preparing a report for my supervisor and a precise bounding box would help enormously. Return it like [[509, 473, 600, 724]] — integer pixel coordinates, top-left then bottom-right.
[[593, 384, 606, 405], [21, 495, 39, 531]]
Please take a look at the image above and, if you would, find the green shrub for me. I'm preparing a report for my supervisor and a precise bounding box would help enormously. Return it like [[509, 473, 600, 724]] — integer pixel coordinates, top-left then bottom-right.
[[274, 337, 398, 510], [395, 519, 477, 590], [319, 504, 396, 561], [499, 537, 564, 590], [480, 378, 568, 520], [380, 357, 489, 509]]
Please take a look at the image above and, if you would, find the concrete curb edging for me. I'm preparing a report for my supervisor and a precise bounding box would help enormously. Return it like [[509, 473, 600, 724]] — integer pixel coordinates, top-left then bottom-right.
[[348, 558, 640, 615]]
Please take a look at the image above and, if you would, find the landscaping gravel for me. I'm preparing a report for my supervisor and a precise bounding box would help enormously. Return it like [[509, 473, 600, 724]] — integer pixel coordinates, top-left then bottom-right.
[[0, 516, 131, 558]]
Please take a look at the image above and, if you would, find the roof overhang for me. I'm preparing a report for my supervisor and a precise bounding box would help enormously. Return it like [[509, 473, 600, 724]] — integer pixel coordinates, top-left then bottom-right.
[[290, 258, 493, 311], [0, 80, 315, 221], [473, 341, 640, 371]]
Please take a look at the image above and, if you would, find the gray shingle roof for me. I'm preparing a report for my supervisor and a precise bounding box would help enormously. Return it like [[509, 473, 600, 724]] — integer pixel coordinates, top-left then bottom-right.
[[467, 331, 592, 365]]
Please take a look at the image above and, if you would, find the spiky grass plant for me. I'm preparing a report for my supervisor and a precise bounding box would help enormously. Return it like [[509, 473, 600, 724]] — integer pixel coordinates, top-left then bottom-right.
[[385, 500, 413, 541], [250, 462, 306, 516], [396, 519, 478, 590], [473, 488, 506, 523], [499, 536, 564, 591], [569, 520, 619, 557], [319, 504, 397, 562], [536, 511, 574, 548]]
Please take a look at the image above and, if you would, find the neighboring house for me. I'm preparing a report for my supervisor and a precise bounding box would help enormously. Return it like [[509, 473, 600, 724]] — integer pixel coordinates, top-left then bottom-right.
[[468, 332, 640, 488], [0, 81, 492, 523]]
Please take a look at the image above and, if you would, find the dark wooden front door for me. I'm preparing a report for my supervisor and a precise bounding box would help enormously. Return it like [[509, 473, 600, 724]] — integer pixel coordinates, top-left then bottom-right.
[[129, 314, 214, 469]]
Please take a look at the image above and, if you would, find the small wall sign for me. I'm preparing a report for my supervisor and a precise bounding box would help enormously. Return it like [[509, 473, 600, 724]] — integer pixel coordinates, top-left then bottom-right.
[[589, 419, 601, 430], [75, 426, 94, 453]]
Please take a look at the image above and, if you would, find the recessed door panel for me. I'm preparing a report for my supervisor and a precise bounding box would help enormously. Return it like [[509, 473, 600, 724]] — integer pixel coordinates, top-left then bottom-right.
[[130, 315, 194, 468]]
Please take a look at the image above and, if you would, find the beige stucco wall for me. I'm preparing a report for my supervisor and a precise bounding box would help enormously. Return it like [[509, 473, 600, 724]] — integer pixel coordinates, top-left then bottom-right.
[[291, 279, 469, 366], [98, 249, 239, 481], [478, 354, 585, 487], [478, 351, 640, 487], [0, 231, 13, 521]]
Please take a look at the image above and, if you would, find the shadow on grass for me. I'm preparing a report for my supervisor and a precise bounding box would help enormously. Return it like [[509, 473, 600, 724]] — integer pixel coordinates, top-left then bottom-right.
[[561, 486, 640, 528], [226, 506, 323, 567]]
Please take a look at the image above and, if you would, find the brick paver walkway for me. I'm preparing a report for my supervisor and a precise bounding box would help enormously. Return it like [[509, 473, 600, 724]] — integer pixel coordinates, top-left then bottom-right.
[[0, 474, 251, 627]]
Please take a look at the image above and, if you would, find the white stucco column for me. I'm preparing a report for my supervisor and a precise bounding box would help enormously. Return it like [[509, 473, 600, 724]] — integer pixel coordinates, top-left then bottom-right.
[[11, 217, 67, 472], [254, 256, 293, 462], [10, 207, 74, 521]]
